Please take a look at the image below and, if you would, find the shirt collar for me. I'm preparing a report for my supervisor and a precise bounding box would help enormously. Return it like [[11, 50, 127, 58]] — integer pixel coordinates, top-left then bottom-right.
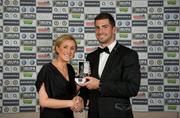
[[107, 40, 117, 53]]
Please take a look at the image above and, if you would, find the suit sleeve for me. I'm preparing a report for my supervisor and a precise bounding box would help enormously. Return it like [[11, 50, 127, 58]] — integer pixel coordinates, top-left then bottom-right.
[[100, 50, 141, 98]]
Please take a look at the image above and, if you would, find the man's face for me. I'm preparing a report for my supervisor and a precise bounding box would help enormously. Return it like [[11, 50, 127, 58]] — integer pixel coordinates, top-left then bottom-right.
[[95, 19, 116, 46]]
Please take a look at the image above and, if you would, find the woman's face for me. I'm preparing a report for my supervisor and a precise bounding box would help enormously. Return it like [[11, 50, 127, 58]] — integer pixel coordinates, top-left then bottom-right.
[[56, 39, 76, 62]]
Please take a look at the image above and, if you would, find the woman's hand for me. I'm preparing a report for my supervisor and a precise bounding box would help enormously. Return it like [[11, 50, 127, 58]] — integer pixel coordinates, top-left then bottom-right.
[[70, 96, 84, 112]]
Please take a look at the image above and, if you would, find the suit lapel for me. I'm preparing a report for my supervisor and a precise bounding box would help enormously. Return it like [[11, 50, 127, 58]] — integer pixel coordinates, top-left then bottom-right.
[[94, 52, 100, 78], [89, 50, 100, 79], [101, 43, 120, 79]]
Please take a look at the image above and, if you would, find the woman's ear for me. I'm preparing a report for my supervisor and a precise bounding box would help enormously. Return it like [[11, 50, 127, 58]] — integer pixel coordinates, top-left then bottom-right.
[[55, 46, 59, 55]]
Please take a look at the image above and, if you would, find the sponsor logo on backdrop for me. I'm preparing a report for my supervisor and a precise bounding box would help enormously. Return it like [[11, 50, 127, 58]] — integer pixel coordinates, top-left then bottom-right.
[[0, 0, 179, 113]]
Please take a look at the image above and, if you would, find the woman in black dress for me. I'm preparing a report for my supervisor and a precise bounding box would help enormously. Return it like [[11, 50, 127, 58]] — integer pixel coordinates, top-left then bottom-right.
[[35, 34, 83, 118]]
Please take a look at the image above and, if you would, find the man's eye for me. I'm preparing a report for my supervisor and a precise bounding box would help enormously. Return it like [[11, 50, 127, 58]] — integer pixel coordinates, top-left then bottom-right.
[[103, 26, 109, 28]]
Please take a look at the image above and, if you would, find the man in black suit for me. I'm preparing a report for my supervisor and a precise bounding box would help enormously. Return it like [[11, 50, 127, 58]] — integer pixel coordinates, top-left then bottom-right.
[[80, 13, 141, 118]]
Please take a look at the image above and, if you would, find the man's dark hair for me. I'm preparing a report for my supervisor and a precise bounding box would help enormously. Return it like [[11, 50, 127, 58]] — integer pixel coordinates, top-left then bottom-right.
[[94, 12, 115, 27]]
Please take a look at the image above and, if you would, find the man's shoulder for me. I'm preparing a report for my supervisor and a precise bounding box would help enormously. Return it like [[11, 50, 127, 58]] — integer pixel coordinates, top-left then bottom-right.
[[117, 44, 137, 54], [87, 48, 98, 55]]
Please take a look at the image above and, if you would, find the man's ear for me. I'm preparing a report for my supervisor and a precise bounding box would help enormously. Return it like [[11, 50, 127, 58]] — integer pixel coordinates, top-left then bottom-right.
[[113, 27, 117, 33]]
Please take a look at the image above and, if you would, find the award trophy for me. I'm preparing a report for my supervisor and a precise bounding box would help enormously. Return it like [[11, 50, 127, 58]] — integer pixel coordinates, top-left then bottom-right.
[[75, 61, 91, 85]]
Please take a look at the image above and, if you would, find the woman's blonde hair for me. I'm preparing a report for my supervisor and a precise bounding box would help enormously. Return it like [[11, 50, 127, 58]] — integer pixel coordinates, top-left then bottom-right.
[[54, 34, 77, 55]]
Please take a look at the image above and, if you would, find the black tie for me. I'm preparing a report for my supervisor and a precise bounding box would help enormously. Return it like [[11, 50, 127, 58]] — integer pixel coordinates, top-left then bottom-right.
[[98, 47, 110, 54]]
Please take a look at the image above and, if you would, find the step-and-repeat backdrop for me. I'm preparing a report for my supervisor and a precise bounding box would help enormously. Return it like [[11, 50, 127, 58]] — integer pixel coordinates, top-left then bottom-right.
[[0, 0, 179, 113]]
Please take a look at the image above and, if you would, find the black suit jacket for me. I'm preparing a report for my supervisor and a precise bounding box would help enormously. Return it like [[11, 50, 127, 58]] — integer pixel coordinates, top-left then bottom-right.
[[80, 42, 141, 118]]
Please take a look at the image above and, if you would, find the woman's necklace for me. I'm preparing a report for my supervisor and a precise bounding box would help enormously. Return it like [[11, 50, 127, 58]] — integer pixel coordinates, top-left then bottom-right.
[[55, 61, 69, 81]]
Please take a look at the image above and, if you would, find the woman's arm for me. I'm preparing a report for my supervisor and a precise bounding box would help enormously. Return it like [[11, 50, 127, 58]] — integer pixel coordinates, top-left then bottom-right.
[[38, 83, 74, 108]]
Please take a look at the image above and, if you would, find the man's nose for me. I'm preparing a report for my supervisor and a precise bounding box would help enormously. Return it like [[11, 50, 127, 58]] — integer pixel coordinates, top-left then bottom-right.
[[98, 28, 103, 34]]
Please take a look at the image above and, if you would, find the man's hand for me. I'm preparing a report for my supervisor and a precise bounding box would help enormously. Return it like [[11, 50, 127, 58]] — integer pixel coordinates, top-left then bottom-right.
[[82, 76, 100, 90]]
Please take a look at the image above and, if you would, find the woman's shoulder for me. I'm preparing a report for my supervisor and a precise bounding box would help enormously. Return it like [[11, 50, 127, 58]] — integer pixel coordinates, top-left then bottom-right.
[[41, 62, 51, 67], [67, 63, 74, 70], [40, 62, 53, 71]]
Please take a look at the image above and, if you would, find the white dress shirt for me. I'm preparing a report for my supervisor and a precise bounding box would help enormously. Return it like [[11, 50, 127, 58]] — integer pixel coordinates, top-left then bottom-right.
[[98, 40, 117, 77]]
